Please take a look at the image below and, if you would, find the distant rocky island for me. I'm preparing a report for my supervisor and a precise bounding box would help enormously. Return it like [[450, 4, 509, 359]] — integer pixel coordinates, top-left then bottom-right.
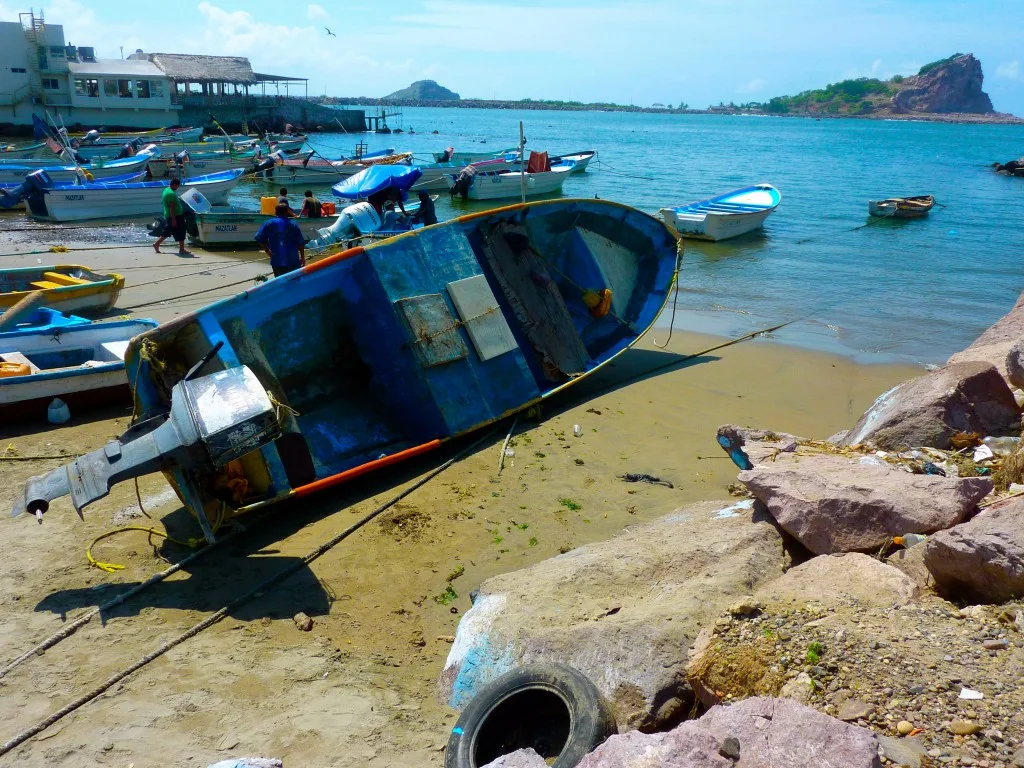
[[318, 55, 1020, 123]]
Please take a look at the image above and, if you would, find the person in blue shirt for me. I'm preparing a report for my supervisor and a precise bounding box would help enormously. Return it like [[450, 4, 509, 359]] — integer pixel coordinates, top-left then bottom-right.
[[254, 204, 306, 277]]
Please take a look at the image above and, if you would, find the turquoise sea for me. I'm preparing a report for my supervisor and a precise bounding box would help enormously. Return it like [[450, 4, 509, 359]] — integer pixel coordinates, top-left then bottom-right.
[[298, 106, 1024, 366]]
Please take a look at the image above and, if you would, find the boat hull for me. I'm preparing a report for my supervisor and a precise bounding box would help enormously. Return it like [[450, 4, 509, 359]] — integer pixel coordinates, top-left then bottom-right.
[[0, 265, 124, 315], [868, 197, 934, 218], [0, 153, 154, 184], [192, 213, 342, 247], [0, 142, 48, 160], [123, 198, 679, 522], [27, 169, 245, 222], [465, 168, 571, 200], [660, 183, 781, 241]]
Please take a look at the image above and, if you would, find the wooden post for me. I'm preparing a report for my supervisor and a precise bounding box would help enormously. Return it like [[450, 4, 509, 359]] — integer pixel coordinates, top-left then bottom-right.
[[519, 121, 526, 204]]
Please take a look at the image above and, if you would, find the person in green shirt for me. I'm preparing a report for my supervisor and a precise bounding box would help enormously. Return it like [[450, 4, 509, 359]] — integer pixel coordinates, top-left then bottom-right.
[[153, 178, 188, 255]]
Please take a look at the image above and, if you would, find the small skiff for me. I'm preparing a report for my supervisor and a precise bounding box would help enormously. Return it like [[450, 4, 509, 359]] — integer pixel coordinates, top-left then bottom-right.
[[0, 142, 48, 160], [450, 164, 573, 201], [14, 198, 680, 534], [660, 183, 782, 241], [867, 195, 935, 219], [0, 265, 125, 315], [190, 212, 342, 247], [0, 148, 157, 185], [0, 318, 157, 416]]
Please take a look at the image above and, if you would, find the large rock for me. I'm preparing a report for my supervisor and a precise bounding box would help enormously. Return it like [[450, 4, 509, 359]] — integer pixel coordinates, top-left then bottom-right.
[[923, 496, 1024, 603], [578, 697, 881, 767], [481, 749, 547, 768], [948, 291, 1024, 379], [891, 54, 993, 115], [438, 501, 788, 730], [1006, 337, 1024, 391], [840, 362, 1019, 450], [716, 425, 803, 468], [756, 553, 919, 608], [738, 454, 992, 554]]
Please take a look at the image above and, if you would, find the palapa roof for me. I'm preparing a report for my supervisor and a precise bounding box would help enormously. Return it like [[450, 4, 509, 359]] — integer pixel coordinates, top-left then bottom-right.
[[144, 53, 257, 84]]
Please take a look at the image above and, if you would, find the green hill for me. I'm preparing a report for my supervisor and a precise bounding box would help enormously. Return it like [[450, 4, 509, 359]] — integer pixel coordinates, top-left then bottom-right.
[[384, 80, 460, 101]]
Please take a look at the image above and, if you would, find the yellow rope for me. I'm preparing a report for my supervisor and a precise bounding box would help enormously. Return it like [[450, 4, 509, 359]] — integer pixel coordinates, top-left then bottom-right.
[[86, 504, 226, 572]]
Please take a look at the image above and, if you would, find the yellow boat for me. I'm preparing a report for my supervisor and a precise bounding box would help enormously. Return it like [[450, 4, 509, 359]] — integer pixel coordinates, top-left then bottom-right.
[[0, 265, 124, 315]]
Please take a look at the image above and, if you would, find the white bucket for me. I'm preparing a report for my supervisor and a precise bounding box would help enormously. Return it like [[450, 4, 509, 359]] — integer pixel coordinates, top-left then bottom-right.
[[47, 397, 71, 424]]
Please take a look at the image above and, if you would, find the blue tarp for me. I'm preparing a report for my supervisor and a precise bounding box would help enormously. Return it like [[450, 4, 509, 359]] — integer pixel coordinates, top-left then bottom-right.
[[331, 165, 423, 200]]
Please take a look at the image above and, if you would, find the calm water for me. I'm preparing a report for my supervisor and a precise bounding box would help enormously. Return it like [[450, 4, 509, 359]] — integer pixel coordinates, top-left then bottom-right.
[[10, 108, 1024, 364]]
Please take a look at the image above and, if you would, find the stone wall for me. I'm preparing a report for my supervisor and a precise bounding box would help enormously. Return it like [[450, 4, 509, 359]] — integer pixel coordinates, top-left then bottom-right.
[[179, 97, 365, 133]]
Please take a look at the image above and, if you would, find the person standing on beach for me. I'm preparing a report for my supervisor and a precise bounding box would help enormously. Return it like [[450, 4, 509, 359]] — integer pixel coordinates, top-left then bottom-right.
[[255, 204, 306, 277], [154, 178, 188, 255]]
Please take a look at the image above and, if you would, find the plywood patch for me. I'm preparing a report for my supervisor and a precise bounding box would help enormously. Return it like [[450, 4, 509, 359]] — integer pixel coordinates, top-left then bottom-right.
[[396, 293, 469, 368], [446, 275, 518, 362]]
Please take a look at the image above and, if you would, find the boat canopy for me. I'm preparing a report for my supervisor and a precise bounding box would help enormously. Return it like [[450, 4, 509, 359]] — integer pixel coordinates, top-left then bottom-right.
[[331, 165, 423, 200]]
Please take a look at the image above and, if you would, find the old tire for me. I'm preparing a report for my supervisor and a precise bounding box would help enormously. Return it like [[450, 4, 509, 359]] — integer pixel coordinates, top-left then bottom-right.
[[444, 663, 616, 768]]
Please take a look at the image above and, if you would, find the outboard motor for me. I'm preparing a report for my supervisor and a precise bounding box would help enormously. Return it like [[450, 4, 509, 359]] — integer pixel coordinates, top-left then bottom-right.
[[307, 201, 382, 250], [115, 142, 135, 160], [138, 143, 161, 159], [81, 129, 101, 144], [450, 165, 478, 200], [252, 149, 286, 176], [0, 169, 52, 213], [13, 364, 282, 542]]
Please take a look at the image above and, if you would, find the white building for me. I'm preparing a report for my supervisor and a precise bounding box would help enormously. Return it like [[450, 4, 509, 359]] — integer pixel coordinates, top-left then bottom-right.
[[0, 11, 179, 129]]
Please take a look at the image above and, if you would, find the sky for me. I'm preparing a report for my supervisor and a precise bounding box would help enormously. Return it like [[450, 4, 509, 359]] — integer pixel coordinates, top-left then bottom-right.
[[2, 0, 1023, 114]]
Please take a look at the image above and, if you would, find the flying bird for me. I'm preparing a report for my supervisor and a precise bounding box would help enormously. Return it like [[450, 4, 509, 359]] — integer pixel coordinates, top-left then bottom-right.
[[324, 27, 336, 37]]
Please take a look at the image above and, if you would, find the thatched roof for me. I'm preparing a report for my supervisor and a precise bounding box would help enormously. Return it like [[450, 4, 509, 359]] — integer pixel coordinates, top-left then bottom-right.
[[142, 53, 257, 84]]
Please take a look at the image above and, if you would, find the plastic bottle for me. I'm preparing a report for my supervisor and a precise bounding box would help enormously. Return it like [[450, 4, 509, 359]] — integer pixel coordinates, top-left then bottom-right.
[[47, 398, 70, 424], [893, 533, 927, 548], [573, 424, 583, 438], [982, 436, 1020, 456]]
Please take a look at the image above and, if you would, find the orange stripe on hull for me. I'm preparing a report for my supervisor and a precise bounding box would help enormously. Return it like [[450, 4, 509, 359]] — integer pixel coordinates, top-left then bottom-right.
[[303, 245, 365, 274], [292, 439, 442, 497]]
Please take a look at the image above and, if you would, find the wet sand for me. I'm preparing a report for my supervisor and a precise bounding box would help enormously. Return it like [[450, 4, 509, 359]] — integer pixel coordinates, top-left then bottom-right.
[[0, 233, 923, 765]]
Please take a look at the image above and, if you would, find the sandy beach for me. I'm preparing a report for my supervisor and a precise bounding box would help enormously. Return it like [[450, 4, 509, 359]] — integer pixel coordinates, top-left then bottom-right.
[[0, 232, 924, 767]]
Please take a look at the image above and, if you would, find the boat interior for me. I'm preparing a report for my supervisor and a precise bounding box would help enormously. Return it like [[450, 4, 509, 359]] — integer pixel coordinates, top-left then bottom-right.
[[1, 320, 155, 375], [0, 266, 115, 294], [128, 200, 676, 509]]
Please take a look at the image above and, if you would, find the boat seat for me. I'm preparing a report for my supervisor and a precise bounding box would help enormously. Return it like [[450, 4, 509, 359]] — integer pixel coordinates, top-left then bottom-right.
[[100, 340, 130, 361], [42, 272, 89, 286], [0, 351, 41, 374], [30, 281, 64, 290]]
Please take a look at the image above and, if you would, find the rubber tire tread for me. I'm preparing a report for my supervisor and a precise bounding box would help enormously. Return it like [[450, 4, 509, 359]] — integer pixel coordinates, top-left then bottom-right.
[[444, 662, 616, 768]]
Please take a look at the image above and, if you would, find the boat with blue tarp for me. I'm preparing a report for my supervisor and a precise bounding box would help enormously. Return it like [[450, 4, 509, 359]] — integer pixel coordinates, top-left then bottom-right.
[[14, 199, 681, 534], [660, 183, 782, 241]]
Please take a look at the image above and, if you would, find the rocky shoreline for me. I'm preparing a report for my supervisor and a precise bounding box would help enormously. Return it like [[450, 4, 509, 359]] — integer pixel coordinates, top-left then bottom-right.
[[443, 291, 1024, 767]]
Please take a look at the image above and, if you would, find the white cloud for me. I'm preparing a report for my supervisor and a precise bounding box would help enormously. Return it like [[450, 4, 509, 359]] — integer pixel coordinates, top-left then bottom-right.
[[996, 61, 1022, 82], [306, 4, 329, 23], [737, 78, 766, 94]]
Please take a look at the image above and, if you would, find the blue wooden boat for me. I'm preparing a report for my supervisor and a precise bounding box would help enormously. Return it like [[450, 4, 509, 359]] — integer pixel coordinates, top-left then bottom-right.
[[14, 199, 680, 532], [0, 307, 90, 339], [660, 183, 781, 241]]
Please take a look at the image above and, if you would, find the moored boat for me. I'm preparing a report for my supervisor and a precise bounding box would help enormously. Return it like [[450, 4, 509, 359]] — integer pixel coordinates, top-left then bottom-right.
[[14, 199, 680, 533], [552, 150, 596, 173], [0, 146, 158, 185], [0, 318, 158, 417], [0, 142, 48, 160], [450, 159, 572, 201], [660, 183, 782, 241], [0, 265, 125, 315], [22, 168, 245, 222], [867, 195, 935, 218], [258, 151, 412, 186]]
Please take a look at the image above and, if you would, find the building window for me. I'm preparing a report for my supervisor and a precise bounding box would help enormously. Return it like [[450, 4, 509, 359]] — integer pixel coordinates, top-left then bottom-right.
[[136, 80, 151, 98], [74, 78, 99, 97], [150, 80, 164, 98], [11, 67, 27, 74], [103, 79, 117, 97], [48, 46, 65, 58], [42, 78, 59, 90], [118, 79, 133, 98]]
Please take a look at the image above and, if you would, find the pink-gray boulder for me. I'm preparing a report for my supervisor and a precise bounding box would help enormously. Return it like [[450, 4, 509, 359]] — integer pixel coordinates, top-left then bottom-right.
[[481, 748, 547, 768], [948, 291, 1024, 380], [738, 454, 992, 554], [840, 361, 1019, 450], [923, 496, 1024, 603], [1006, 337, 1024, 391], [578, 697, 881, 768]]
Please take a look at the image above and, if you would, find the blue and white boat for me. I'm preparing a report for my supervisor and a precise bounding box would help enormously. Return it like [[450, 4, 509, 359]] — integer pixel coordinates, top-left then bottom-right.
[[14, 199, 679, 532], [0, 170, 150, 211], [20, 168, 246, 222], [0, 146, 159, 185], [660, 183, 782, 241], [0, 307, 90, 339], [0, 318, 158, 417]]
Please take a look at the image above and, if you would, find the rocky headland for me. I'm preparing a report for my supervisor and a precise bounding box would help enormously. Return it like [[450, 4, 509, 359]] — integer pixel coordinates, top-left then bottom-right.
[[444, 290, 1024, 767]]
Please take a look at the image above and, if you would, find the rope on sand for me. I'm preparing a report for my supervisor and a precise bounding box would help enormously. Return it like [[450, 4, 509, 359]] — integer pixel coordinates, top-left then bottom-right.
[[0, 426, 500, 756]]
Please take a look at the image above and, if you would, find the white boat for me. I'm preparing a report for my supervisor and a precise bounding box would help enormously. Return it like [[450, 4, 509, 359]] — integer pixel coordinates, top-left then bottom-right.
[[0, 318, 157, 416], [23, 168, 246, 222], [257, 151, 411, 186], [190, 211, 341, 247], [0, 142, 48, 160], [659, 183, 782, 241], [149, 148, 259, 178], [432, 147, 518, 164], [0, 147, 159, 185], [554, 150, 595, 173], [451, 164, 573, 201]]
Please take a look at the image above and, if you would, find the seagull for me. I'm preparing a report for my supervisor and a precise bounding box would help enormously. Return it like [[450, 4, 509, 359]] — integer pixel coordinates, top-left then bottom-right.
[[324, 27, 336, 37]]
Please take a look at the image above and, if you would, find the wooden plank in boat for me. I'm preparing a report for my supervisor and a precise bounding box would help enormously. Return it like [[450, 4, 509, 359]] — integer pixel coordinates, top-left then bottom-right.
[[395, 293, 469, 368], [446, 275, 517, 362], [479, 222, 590, 379]]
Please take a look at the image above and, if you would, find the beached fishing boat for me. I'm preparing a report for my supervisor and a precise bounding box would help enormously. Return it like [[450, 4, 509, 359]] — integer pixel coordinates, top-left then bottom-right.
[[450, 160, 572, 201], [660, 183, 782, 241], [868, 195, 935, 218], [0, 265, 125, 315], [14, 199, 679, 535], [0, 319, 158, 416], [0, 170, 151, 212], [0, 307, 90, 339], [190, 211, 342, 247], [0, 142, 48, 160], [21, 168, 245, 222], [0, 147, 158, 185]]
